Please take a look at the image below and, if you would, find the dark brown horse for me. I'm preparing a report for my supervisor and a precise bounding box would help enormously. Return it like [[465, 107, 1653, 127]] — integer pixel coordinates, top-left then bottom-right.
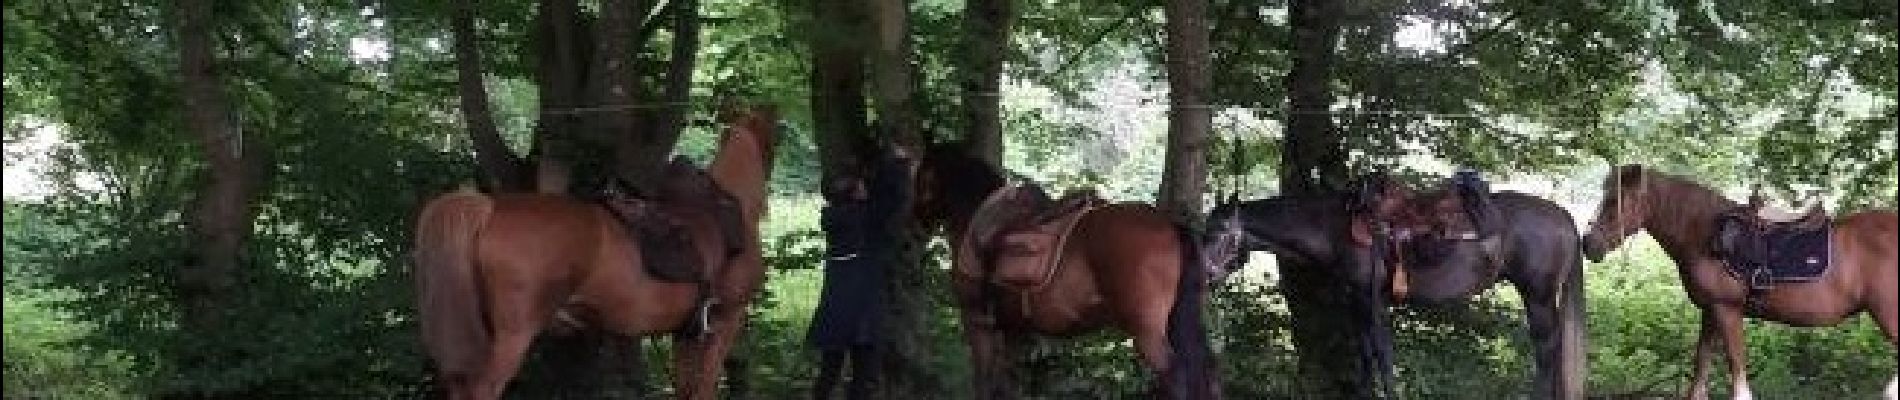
[[914, 144, 1218, 399], [411, 106, 778, 400], [1200, 172, 1588, 399], [1582, 164, 1897, 400]]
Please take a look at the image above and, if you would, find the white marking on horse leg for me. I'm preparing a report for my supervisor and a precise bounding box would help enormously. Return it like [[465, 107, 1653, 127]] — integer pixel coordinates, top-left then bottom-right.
[[1883, 375, 1896, 400], [1730, 381, 1753, 400]]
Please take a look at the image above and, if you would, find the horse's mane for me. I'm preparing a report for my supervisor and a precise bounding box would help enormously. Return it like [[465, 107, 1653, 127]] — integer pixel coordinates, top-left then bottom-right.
[[1613, 165, 1740, 240], [923, 142, 1006, 219]]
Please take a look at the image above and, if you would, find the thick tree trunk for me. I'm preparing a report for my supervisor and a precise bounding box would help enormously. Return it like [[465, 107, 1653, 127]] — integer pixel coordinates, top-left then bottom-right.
[[450, 0, 529, 191], [591, 0, 650, 187], [808, 0, 871, 179], [1280, 0, 1367, 398], [960, 0, 1013, 166], [862, 0, 938, 397], [643, 0, 702, 168], [1159, 0, 1211, 220], [865, 0, 922, 149], [530, 0, 587, 194], [174, 0, 263, 395]]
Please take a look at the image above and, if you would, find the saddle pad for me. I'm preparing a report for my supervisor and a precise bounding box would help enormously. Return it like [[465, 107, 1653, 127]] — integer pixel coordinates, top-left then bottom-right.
[[1723, 225, 1830, 283], [993, 232, 1058, 288], [989, 205, 1096, 290], [600, 200, 707, 283]]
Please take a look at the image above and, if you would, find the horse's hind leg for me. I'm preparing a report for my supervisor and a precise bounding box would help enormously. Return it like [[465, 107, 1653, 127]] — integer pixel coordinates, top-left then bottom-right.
[[1130, 325, 1176, 398], [1869, 292, 1897, 400], [470, 273, 556, 399]]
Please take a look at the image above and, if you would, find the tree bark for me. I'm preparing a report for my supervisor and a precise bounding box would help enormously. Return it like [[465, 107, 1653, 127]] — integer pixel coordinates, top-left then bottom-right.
[[1159, 0, 1211, 220], [591, 0, 650, 188], [627, 0, 703, 179], [530, 0, 587, 194], [862, 0, 937, 396], [808, 0, 871, 179], [865, 0, 923, 149], [1280, 0, 1368, 398], [960, 0, 1013, 166], [174, 0, 263, 393], [450, 0, 529, 192]]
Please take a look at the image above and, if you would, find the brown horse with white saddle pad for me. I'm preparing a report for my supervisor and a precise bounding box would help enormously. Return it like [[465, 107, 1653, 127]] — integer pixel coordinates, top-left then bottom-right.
[[1583, 164, 1898, 400], [915, 144, 1219, 399]]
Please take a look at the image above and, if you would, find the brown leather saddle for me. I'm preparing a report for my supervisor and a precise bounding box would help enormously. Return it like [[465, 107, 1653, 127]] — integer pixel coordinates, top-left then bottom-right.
[[598, 157, 747, 284], [1349, 172, 1504, 302], [965, 182, 1105, 290]]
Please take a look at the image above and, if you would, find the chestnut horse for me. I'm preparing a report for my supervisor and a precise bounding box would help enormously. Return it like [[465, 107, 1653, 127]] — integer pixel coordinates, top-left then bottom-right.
[[411, 106, 778, 400], [1582, 164, 1897, 400], [914, 144, 1218, 399]]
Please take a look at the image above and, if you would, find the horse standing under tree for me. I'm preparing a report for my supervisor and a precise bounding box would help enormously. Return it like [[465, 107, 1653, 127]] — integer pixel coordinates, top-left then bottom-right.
[[1582, 164, 1897, 400], [1200, 171, 1588, 399], [410, 105, 778, 400], [913, 144, 1219, 399]]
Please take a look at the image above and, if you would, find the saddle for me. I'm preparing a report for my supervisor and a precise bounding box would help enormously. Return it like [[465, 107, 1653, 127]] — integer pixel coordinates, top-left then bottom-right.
[[1349, 170, 1504, 302], [966, 182, 1105, 290], [1713, 195, 1832, 291], [597, 157, 748, 284]]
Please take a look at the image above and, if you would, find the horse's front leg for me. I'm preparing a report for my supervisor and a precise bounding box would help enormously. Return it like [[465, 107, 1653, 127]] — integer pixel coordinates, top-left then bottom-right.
[[954, 280, 1013, 400], [1683, 310, 1718, 399], [674, 283, 757, 400], [1709, 306, 1752, 400]]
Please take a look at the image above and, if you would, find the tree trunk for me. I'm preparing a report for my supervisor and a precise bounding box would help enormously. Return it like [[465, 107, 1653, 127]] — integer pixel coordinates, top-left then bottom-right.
[[862, 0, 939, 396], [174, 0, 263, 395], [960, 0, 1013, 166], [450, 0, 529, 192], [865, 0, 923, 149], [530, 0, 587, 194], [808, 0, 871, 179], [1158, 0, 1211, 220], [591, 0, 650, 187], [641, 0, 702, 170], [1280, 0, 1367, 397]]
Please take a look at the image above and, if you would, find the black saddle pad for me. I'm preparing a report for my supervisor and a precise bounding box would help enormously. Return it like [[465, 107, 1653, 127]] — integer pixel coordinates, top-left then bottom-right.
[[1720, 223, 1830, 283]]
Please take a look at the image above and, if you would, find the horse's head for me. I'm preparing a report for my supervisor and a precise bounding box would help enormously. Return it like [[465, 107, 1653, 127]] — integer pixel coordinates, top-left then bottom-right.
[[718, 102, 780, 168], [914, 142, 1003, 232], [1583, 164, 1651, 262], [1201, 194, 1252, 283]]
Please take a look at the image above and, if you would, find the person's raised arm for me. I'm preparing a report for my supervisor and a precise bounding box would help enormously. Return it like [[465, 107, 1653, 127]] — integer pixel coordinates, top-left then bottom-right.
[[868, 146, 914, 220]]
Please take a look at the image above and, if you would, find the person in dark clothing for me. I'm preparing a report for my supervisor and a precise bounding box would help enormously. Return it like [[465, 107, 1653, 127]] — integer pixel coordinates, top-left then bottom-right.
[[808, 146, 913, 400]]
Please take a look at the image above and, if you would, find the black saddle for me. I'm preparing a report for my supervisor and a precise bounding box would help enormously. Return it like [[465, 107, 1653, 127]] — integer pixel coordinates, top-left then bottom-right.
[[1713, 200, 1832, 287]]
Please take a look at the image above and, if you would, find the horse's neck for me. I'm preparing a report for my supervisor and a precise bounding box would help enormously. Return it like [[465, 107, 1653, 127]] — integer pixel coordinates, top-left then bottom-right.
[[1641, 180, 1736, 260], [1245, 196, 1342, 260], [710, 134, 768, 223]]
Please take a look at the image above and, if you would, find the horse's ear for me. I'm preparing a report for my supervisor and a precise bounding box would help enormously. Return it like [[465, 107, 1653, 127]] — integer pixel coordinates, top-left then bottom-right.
[[1615, 164, 1647, 190]]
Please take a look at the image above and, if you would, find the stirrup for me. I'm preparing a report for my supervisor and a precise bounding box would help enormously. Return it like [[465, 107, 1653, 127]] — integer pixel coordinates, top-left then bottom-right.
[[689, 296, 718, 339]]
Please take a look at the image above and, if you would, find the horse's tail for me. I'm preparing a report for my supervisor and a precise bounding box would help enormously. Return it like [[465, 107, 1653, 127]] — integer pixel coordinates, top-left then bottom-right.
[[413, 189, 494, 378], [1167, 225, 1218, 399]]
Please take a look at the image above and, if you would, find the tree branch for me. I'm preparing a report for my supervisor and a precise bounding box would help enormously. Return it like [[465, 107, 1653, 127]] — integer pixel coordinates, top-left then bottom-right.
[[451, 0, 529, 191]]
